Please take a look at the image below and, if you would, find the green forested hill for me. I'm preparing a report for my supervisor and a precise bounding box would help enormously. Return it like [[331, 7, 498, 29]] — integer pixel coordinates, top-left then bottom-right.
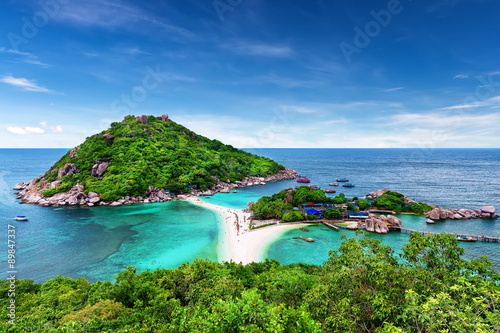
[[39, 115, 284, 201]]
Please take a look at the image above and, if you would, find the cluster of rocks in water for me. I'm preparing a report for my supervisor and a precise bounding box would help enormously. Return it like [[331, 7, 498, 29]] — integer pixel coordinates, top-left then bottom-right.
[[13, 169, 298, 208], [426, 206, 498, 221]]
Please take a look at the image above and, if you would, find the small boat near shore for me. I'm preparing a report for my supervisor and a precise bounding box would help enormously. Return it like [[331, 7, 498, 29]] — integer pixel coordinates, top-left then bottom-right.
[[342, 183, 355, 188], [292, 236, 314, 242], [337, 178, 349, 182], [14, 216, 28, 221], [329, 182, 339, 186], [324, 188, 336, 193], [297, 177, 311, 183], [457, 236, 477, 242]]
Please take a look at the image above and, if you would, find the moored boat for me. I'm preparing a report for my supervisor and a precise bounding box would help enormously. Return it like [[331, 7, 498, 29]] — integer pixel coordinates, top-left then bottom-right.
[[337, 178, 349, 182], [308, 185, 321, 190], [297, 177, 311, 183], [457, 236, 477, 242], [342, 183, 355, 188], [14, 216, 28, 221], [329, 182, 339, 186], [324, 188, 337, 193]]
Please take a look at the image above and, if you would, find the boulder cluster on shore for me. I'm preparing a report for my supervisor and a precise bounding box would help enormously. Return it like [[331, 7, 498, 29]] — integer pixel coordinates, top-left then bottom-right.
[[358, 214, 402, 234], [426, 206, 498, 220], [13, 169, 298, 207]]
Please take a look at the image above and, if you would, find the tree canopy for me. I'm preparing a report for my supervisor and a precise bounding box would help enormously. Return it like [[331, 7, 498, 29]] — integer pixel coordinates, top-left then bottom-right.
[[2, 233, 498, 332]]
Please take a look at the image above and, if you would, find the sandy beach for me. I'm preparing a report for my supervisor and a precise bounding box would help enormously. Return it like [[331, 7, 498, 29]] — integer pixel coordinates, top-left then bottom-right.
[[185, 196, 305, 264]]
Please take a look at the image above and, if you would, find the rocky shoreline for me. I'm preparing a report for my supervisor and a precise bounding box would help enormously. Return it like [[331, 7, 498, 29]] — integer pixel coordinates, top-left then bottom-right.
[[367, 189, 498, 221], [425, 206, 498, 221], [13, 169, 298, 207]]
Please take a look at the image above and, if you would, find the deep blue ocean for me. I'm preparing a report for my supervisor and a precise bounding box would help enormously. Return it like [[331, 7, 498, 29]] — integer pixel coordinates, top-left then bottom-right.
[[1, 148, 499, 282]]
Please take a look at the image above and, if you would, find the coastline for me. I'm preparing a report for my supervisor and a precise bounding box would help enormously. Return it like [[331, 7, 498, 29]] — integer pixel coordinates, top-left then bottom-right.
[[185, 196, 306, 264]]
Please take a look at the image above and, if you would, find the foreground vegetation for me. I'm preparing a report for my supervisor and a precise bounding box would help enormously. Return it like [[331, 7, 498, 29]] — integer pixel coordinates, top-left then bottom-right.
[[40, 116, 284, 201], [2, 233, 499, 332]]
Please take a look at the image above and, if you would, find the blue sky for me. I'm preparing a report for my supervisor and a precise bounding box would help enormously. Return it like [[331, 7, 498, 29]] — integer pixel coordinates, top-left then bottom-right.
[[0, 0, 499, 148]]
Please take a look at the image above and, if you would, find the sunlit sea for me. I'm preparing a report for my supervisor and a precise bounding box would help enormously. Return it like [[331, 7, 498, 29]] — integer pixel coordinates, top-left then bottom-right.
[[1, 148, 499, 282]]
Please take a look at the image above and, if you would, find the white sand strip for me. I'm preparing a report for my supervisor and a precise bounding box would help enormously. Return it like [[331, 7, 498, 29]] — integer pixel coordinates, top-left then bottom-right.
[[185, 196, 307, 264]]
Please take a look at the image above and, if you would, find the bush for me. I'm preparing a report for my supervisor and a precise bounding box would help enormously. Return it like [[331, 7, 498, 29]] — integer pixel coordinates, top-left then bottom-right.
[[324, 208, 341, 219], [356, 199, 371, 210], [42, 183, 72, 198]]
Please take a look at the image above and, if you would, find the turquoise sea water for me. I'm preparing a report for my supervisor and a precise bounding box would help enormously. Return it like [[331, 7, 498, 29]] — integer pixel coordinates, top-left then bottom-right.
[[1, 148, 499, 282]]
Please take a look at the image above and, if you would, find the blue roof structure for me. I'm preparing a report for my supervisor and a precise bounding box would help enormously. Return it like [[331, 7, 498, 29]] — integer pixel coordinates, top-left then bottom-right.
[[306, 209, 321, 214], [347, 211, 369, 219]]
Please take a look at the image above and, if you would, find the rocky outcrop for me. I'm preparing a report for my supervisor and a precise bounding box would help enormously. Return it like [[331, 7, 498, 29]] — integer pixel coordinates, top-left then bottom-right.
[[386, 214, 401, 228], [136, 115, 148, 124], [57, 163, 77, 179], [364, 213, 401, 234], [13, 182, 26, 190], [426, 206, 498, 220], [161, 114, 170, 122], [143, 128, 154, 138], [482, 206, 495, 214], [102, 134, 115, 145], [367, 189, 415, 204], [91, 161, 109, 178], [69, 146, 80, 158], [48, 180, 63, 189], [244, 201, 255, 213], [284, 189, 293, 205]]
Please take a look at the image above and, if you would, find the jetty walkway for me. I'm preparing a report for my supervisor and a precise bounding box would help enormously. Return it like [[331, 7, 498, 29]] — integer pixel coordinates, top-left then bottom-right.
[[399, 228, 500, 243]]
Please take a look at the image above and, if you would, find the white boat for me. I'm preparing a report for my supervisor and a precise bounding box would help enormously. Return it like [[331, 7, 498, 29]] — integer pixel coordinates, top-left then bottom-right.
[[329, 182, 339, 186], [14, 216, 28, 221]]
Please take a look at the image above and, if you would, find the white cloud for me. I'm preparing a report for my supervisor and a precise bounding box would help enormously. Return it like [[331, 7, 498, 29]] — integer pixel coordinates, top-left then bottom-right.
[[383, 87, 404, 92], [453, 74, 469, 79], [51, 125, 63, 133], [55, 1, 194, 39], [279, 105, 317, 114], [223, 42, 294, 57], [6, 122, 62, 135], [438, 94, 500, 110], [0, 48, 50, 68], [388, 112, 500, 128], [23, 58, 51, 68], [6, 126, 45, 135], [0, 75, 57, 93], [25, 127, 45, 134], [6, 126, 26, 135]]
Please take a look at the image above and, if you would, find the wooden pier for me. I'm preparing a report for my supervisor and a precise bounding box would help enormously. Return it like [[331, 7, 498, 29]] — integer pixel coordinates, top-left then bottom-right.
[[321, 221, 339, 231], [399, 228, 500, 243]]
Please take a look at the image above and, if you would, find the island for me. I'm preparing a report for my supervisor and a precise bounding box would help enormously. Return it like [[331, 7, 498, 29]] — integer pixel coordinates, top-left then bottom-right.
[[13, 115, 297, 207], [245, 186, 499, 234]]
